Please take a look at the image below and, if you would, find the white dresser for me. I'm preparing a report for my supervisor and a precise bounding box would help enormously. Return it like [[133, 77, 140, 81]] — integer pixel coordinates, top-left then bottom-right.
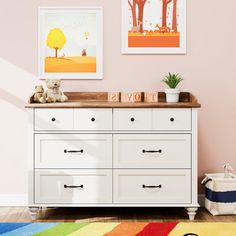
[[27, 92, 200, 220]]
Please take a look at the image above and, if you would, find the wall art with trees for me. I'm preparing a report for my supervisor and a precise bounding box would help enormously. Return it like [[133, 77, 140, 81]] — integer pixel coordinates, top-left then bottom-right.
[[39, 7, 103, 79], [122, 0, 186, 54]]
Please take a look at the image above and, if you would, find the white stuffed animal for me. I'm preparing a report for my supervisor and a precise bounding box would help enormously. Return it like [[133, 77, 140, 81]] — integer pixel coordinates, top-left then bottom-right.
[[43, 79, 68, 103]]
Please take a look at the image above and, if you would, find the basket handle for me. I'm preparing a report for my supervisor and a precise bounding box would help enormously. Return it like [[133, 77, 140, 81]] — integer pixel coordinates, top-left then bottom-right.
[[201, 177, 212, 186]]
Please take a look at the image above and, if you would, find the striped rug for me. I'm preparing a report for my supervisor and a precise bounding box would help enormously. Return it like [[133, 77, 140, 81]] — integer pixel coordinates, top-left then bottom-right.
[[0, 222, 236, 236]]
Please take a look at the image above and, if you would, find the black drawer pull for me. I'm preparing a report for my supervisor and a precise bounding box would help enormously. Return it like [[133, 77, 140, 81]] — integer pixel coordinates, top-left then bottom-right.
[[130, 117, 135, 122], [64, 184, 83, 189], [170, 117, 175, 122], [51, 118, 56, 122], [64, 149, 84, 153], [142, 149, 162, 153], [91, 117, 96, 122], [183, 234, 198, 236], [142, 184, 162, 189]]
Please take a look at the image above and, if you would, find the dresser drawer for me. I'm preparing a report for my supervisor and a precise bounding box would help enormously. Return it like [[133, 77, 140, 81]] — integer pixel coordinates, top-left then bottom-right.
[[35, 134, 112, 168], [113, 109, 152, 130], [113, 134, 191, 168], [153, 109, 191, 131], [74, 109, 112, 130], [34, 108, 74, 131], [35, 170, 112, 204], [113, 170, 191, 204]]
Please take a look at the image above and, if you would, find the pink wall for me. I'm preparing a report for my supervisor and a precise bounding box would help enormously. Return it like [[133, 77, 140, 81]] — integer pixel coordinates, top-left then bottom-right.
[[0, 0, 236, 196]]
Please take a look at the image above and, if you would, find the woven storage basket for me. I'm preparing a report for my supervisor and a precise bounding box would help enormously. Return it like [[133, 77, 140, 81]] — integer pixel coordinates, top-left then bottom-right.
[[202, 173, 236, 215]]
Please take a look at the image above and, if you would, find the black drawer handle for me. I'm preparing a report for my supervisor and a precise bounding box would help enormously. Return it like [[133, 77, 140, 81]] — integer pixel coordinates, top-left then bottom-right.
[[183, 234, 198, 236], [91, 117, 96, 122], [142, 184, 162, 189], [64, 184, 84, 189], [130, 117, 135, 122], [64, 149, 84, 153], [51, 118, 56, 122], [170, 117, 175, 122], [142, 149, 162, 153]]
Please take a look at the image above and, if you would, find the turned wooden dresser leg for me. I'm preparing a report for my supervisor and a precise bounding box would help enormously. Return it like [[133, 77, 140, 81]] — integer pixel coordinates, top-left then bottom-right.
[[185, 207, 198, 221], [29, 207, 40, 221]]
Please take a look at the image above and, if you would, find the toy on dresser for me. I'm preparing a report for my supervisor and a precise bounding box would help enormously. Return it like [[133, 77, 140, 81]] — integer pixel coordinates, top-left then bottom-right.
[[33, 79, 68, 103], [43, 79, 68, 103], [33, 85, 46, 103]]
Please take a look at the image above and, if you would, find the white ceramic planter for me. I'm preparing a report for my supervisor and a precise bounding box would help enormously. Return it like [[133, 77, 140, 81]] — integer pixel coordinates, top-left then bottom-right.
[[165, 88, 180, 103]]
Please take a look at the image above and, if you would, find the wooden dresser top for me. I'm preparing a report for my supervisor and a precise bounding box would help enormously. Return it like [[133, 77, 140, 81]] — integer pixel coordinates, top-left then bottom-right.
[[26, 92, 201, 108]]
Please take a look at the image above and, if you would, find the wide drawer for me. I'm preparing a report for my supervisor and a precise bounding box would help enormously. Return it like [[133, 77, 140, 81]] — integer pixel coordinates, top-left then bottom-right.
[[35, 134, 112, 168], [153, 109, 191, 131], [113, 109, 152, 130], [35, 170, 112, 204], [34, 108, 74, 131], [74, 109, 112, 130], [113, 169, 191, 204], [113, 134, 191, 168]]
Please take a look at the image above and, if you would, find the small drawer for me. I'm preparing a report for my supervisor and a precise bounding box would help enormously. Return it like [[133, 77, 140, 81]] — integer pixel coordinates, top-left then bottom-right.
[[113, 109, 152, 130], [153, 109, 191, 131], [35, 134, 112, 168], [113, 134, 191, 168], [113, 169, 191, 204], [74, 109, 112, 130], [35, 170, 112, 204], [34, 108, 74, 131]]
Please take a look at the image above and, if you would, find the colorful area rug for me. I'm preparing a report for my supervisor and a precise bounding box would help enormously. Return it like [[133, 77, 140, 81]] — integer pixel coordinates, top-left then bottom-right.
[[0, 222, 236, 236]]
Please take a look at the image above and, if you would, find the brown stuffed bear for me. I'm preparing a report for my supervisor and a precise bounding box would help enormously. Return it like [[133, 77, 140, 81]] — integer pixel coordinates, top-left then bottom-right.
[[33, 85, 46, 103]]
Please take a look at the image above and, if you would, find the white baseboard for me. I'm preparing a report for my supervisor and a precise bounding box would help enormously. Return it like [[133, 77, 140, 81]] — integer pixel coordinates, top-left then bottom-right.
[[198, 194, 205, 207], [0, 194, 27, 206]]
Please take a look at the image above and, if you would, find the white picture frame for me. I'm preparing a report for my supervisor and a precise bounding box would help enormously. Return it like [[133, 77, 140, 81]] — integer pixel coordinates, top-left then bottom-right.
[[122, 0, 186, 54], [38, 7, 103, 79]]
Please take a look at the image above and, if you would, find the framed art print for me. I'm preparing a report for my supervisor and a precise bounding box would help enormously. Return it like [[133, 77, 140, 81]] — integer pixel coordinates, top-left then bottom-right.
[[39, 7, 103, 79], [122, 0, 186, 54]]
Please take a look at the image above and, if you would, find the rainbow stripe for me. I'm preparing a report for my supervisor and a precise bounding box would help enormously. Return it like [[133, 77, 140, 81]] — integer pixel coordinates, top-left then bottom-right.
[[0, 222, 236, 236]]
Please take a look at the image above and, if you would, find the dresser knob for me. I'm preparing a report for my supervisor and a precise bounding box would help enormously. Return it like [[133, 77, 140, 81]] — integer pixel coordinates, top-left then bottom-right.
[[91, 117, 96, 122], [170, 117, 175, 122], [51, 118, 56, 122], [130, 117, 135, 122]]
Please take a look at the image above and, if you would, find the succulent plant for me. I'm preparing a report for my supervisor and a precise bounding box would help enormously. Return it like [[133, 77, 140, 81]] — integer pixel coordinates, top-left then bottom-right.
[[162, 73, 183, 89]]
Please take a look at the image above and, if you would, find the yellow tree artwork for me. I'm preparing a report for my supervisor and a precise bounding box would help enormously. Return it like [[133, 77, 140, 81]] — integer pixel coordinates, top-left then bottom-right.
[[46, 28, 66, 58], [39, 7, 103, 79]]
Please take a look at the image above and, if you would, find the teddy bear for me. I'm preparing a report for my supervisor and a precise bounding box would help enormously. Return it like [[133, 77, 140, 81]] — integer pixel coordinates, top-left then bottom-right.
[[43, 79, 68, 103], [33, 85, 46, 103]]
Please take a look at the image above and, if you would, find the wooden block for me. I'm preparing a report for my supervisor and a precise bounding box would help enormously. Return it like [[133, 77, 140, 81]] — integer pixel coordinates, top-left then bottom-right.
[[133, 92, 142, 102], [108, 92, 120, 102], [144, 92, 158, 102], [121, 92, 143, 103], [121, 92, 134, 103]]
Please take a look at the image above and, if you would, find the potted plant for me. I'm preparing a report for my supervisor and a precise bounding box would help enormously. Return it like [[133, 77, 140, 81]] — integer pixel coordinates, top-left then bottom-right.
[[162, 73, 183, 103]]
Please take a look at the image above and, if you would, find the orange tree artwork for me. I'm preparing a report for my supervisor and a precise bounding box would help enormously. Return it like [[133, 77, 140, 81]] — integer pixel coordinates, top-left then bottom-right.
[[128, 0, 180, 48]]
